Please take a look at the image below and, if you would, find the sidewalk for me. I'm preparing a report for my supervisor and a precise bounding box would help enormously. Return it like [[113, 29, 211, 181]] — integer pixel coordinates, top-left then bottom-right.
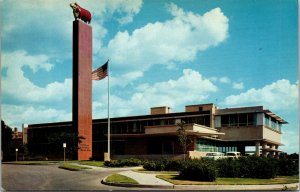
[[103, 170, 299, 190]]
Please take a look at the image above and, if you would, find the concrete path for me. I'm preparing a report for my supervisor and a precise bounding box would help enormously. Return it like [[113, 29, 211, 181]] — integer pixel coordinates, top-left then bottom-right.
[[118, 170, 173, 186], [105, 169, 299, 190]]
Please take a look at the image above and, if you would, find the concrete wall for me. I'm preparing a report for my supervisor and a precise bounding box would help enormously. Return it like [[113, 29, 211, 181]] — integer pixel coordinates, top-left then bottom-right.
[[185, 103, 215, 112], [150, 106, 170, 115], [263, 126, 281, 144], [219, 126, 263, 140]]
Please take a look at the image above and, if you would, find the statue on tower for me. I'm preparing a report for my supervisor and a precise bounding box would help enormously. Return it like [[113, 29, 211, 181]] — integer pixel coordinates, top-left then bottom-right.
[[70, 2, 92, 24]]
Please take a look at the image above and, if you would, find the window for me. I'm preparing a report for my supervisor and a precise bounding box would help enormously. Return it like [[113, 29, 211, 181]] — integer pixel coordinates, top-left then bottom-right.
[[239, 113, 247, 126], [221, 113, 257, 127], [196, 139, 218, 152]]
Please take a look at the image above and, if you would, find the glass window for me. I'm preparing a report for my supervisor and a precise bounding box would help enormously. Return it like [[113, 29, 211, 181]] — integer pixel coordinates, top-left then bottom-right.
[[239, 113, 247, 126], [221, 115, 230, 127]]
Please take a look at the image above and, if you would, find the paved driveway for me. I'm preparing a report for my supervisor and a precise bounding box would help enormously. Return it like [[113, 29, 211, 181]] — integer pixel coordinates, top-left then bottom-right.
[[2, 163, 133, 191]]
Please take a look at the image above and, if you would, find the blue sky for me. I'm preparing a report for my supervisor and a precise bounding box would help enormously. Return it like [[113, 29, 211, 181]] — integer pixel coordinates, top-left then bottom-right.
[[1, 0, 298, 154]]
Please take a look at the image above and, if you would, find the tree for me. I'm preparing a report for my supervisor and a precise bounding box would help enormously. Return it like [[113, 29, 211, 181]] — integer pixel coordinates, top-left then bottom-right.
[[48, 132, 85, 159], [1, 120, 14, 161], [177, 121, 192, 161]]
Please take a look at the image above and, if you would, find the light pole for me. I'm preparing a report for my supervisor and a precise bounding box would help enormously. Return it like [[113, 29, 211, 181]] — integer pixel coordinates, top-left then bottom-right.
[[15, 148, 18, 162], [63, 143, 66, 163]]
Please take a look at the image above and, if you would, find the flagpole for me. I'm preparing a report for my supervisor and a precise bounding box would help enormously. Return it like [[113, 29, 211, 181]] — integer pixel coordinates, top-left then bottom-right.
[[107, 60, 111, 161]]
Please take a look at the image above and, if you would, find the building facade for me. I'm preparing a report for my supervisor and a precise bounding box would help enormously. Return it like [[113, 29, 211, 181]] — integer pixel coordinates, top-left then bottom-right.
[[26, 103, 287, 160]]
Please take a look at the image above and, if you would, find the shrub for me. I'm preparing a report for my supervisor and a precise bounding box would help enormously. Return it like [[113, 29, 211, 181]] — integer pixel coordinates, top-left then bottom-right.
[[254, 157, 278, 179], [104, 158, 143, 167], [217, 158, 240, 178], [179, 159, 217, 181], [217, 156, 279, 179], [278, 158, 299, 176], [164, 159, 185, 171], [143, 159, 166, 171], [143, 159, 184, 171]]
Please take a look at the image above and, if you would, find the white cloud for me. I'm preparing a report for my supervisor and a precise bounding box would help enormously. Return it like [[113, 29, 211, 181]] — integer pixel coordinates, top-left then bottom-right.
[[102, 4, 229, 84], [219, 76, 231, 84], [93, 69, 217, 118], [2, 0, 142, 59], [281, 129, 299, 154], [232, 82, 244, 90], [223, 79, 298, 110], [2, 104, 72, 128], [3, 50, 54, 72], [2, 51, 72, 103]]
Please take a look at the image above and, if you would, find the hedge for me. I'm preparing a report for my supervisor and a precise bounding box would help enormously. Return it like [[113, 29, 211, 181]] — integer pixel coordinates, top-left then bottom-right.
[[143, 159, 184, 171], [142, 156, 298, 180], [104, 158, 143, 167], [278, 158, 299, 176], [179, 159, 217, 181]]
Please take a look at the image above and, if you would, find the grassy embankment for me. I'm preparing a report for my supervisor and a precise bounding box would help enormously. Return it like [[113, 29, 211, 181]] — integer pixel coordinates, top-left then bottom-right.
[[105, 174, 139, 184]]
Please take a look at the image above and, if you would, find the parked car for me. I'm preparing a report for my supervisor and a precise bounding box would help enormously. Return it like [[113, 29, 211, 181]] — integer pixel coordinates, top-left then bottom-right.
[[226, 151, 241, 158], [203, 152, 226, 160]]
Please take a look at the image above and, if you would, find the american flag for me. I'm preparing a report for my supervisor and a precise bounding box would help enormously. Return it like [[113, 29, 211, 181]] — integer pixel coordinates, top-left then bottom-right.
[[92, 60, 108, 80]]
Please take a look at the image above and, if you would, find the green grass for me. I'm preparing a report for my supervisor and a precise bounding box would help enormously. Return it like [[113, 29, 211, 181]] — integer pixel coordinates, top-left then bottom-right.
[[4, 161, 60, 165], [134, 168, 179, 175], [58, 163, 92, 171], [77, 161, 104, 167], [106, 174, 139, 184], [157, 174, 299, 185]]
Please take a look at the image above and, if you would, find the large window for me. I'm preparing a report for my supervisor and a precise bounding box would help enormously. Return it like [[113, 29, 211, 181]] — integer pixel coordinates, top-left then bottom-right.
[[264, 115, 280, 131], [220, 113, 257, 127], [196, 139, 218, 152]]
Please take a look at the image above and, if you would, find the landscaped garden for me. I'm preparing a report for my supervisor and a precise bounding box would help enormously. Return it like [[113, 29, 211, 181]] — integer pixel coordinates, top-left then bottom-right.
[[140, 156, 299, 184]]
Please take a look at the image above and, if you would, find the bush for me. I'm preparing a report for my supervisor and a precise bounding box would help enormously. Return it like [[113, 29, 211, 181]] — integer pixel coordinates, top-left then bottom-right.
[[179, 159, 217, 181], [278, 158, 299, 176], [143, 159, 166, 171], [143, 159, 184, 171], [254, 157, 278, 179], [104, 158, 143, 167], [217, 156, 279, 179], [217, 158, 240, 178]]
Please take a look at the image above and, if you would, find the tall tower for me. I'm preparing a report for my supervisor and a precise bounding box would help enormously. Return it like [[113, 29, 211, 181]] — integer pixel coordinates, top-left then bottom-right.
[[72, 20, 92, 160]]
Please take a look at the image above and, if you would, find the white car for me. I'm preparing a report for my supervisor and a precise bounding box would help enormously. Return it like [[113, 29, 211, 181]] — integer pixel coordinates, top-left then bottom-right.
[[226, 151, 241, 158], [203, 152, 226, 160]]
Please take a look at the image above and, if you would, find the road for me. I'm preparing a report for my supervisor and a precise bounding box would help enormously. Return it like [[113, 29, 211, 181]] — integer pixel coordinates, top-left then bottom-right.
[[2, 163, 142, 191]]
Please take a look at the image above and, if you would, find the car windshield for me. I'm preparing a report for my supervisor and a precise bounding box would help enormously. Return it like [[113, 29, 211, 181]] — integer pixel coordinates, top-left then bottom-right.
[[227, 153, 235, 156]]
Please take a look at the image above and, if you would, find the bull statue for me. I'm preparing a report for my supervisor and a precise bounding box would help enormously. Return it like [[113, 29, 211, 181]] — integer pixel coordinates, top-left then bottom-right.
[[70, 2, 92, 24]]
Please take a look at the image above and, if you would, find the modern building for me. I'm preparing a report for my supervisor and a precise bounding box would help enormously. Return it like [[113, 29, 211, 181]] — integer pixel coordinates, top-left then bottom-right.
[[25, 103, 287, 160]]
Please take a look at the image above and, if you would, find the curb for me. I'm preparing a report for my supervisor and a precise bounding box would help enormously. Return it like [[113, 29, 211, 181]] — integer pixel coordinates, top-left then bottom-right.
[[101, 176, 174, 189]]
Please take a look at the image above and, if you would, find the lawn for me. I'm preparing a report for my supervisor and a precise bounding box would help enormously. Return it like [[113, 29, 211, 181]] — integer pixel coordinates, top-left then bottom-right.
[[58, 163, 92, 171], [77, 161, 104, 167], [105, 174, 139, 184], [157, 174, 299, 185], [3, 161, 60, 165]]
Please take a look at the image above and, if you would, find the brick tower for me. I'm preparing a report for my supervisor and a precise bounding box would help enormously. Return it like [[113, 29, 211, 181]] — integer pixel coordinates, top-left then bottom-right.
[[72, 20, 92, 160]]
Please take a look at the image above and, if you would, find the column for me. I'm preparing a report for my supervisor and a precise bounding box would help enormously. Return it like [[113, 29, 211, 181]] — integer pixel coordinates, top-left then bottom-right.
[[255, 141, 260, 156]]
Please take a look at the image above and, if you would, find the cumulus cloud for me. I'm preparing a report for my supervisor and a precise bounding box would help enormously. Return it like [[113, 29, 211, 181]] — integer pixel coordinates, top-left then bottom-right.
[[93, 69, 217, 118], [102, 3, 229, 84], [223, 79, 298, 110], [232, 82, 244, 90], [219, 76, 231, 84], [2, 51, 72, 103], [2, 104, 72, 128], [2, 0, 142, 58]]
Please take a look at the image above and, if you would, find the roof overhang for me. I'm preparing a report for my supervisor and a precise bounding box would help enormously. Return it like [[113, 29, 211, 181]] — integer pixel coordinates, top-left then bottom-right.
[[264, 110, 288, 124]]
